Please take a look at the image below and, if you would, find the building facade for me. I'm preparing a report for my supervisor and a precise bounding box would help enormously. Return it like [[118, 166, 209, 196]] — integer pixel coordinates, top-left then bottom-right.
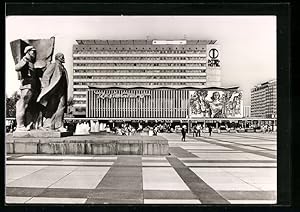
[[251, 79, 277, 118], [87, 86, 243, 121], [243, 106, 251, 118], [72, 39, 221, 116]]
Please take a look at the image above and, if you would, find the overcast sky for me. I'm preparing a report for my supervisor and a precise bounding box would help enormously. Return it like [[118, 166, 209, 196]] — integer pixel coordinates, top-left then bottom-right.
[[5, 16, 276, 105]]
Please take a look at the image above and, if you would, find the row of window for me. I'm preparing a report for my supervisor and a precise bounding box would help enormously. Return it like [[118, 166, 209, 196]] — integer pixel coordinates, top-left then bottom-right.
[[73, 50, 205, 54], [74, 89, 86, 92], [74, 100, 86, 104], [73, 76, 204, 80], [73, 57, 206, 60], [74, 69, 206, 73], [74, 82, 206, 86], [251, 86, 276, 92], [251, 99, 276, 102], [74, 63, 206, 67], [74, 94, 86, 98]]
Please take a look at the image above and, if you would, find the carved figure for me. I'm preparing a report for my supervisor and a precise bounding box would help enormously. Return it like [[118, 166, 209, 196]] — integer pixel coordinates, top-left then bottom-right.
[[15, 46, 43, 131], [37, 53, 68, 131], [190, 89, 210, 117], [209, 91, 224, 118]]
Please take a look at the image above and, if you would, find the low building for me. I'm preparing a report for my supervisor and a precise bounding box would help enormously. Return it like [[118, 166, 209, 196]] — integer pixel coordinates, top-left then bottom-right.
[[86, 86, 243, 122]]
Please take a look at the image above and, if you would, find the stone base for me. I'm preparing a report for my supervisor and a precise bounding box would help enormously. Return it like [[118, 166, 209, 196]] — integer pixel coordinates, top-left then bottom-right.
[[89, 131, 108, 135], [6, 135, 169, 155], [13, 130, 73, 138]]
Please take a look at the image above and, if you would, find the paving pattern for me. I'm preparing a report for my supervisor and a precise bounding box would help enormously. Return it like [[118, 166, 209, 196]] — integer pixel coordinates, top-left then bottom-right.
[[5, 132, 277, 204]]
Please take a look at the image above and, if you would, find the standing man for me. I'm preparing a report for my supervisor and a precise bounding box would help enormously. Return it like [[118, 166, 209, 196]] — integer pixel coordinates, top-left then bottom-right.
[[37, 53, 68, 131], [208, 125, 212, 136], [192, 125, 197, 137], [15, 46, 42, 131], [181, 125, 187, 142], [197, 124, 201, 137]]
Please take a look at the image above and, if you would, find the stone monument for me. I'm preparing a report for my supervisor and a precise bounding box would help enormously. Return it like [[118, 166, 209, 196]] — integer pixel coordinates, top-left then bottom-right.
[[7, 38, 168, 155], [36, 53, 68, 132], [10, 38, 72, 138]]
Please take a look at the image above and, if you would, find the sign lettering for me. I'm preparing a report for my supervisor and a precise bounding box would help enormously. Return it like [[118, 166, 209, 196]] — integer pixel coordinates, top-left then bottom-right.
[[208, 48, 220, 67], [208, 59, 220, 67], [94, 91, 151, 99]]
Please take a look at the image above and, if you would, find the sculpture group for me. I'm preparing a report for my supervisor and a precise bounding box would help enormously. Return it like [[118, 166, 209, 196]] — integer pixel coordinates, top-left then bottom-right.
[[12, 38, 68, 132]]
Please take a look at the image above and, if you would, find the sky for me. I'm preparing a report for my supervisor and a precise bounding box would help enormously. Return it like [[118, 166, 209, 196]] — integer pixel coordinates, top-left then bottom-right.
[[5, 16, 276, 105]]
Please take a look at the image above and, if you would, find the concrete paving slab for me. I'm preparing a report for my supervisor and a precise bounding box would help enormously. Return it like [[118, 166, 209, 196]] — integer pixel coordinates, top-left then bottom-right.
[[50, 175, 105, 189], [88, 189, 143, 200], [97, 176, 143, 190], [72, 167, 110, 175], [5, 196, 32, 204], [105, 167, 142, 177], [7, 175, 67, 188], [143, 190, 197, 199], [252, 183, 277, 191], [6, 187, 45, 197], [6, 165, 46, 180], [86, 198, 142, 204], [26, 197, 87, 204], [228, 200, 276, 204], [143, 167, 189, 190], [144, 199, 201, 204], [217, 191, 276, 200], [37, 188, 91, 198], [142, 161, 171, 167]]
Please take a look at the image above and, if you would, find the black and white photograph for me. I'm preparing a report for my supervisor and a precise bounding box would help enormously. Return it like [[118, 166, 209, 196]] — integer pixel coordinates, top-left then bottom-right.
[[5, 14, 279, 205]]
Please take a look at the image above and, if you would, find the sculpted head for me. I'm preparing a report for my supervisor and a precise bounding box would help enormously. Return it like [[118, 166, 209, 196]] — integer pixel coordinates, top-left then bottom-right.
[[24, 46, 36, 62], [211, 91, 220, 101], [55, 53, 65, 63]]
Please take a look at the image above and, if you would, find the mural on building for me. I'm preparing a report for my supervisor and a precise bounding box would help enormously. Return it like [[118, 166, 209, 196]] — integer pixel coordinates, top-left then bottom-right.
[[190, 89, 243, 118]]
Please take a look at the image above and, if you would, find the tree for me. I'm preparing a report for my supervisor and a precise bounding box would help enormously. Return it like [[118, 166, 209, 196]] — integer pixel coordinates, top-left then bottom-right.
[[66, 97, 74, 117], [6, 91, 20, 118]]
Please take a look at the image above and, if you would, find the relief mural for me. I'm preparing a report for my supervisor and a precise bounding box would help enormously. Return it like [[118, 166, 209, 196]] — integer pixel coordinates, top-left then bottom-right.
[[190, 89, 242, 118]]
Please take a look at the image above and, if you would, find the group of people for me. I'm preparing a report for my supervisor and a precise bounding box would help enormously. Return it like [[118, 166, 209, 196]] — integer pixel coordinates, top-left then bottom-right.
[[181, 125, 213, 142], [262, 124, 274, 133], [114, 123, 136, 136], [6, 120, 17, 133], [14, 45, 68, 132], [192, 124, 203, 137]]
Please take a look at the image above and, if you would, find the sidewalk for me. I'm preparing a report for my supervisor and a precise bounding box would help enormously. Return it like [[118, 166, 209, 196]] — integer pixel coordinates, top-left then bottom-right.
[[5, 132, 277, 204]]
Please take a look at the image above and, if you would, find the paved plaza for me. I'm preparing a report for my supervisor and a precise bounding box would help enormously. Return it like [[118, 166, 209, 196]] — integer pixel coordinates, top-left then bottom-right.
[[5, 132, 277, 204]]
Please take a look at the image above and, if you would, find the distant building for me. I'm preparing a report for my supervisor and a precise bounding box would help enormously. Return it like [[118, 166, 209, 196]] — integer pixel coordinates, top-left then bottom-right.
[[243, 106, 251, 118], [72, 39, 221, 116], [251, 79, 277, 118]]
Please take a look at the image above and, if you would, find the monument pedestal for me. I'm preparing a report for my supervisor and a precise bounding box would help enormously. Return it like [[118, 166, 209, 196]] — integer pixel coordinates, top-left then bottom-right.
[[6, 134, 169, 155], [13, 130, 73, 138]]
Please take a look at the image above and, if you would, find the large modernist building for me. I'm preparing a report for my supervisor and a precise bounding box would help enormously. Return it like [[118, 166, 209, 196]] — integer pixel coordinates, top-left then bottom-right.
[[72, 39, 242, 122], [251, 79, 277, 118]]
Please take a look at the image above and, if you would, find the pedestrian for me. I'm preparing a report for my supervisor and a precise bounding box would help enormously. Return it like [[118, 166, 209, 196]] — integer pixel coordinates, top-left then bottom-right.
[[262, 125, 266, 133], [181, 125, 187, 142], [208, 125, 212, 136], [197, 124, 201, 137], [192, 125, 197, 137]]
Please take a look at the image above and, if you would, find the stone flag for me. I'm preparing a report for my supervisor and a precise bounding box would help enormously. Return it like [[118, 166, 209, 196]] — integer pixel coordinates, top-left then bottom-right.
[[10, 37, 55, 79]]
